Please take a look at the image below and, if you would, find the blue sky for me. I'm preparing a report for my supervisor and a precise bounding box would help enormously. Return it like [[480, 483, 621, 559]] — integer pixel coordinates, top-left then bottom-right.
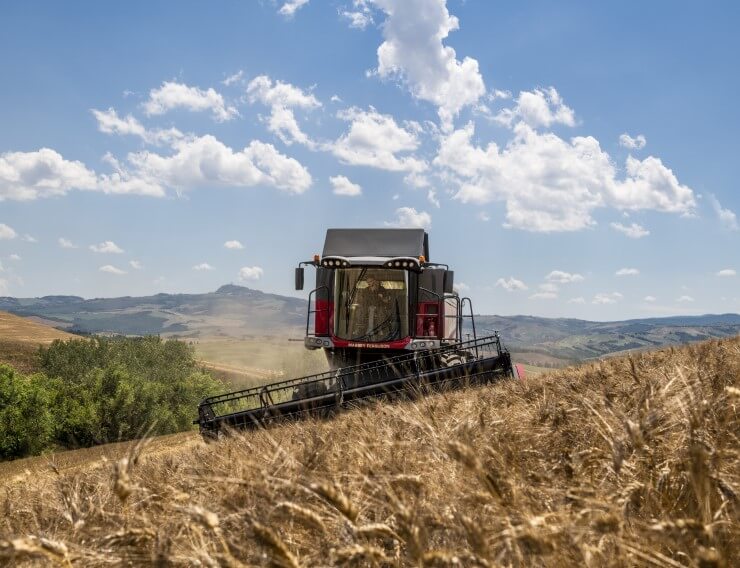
[[0, 0, 737, 319]]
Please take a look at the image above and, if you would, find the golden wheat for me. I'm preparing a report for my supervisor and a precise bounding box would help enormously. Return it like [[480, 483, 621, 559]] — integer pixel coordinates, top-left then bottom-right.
[[0, 336, 738, 566]]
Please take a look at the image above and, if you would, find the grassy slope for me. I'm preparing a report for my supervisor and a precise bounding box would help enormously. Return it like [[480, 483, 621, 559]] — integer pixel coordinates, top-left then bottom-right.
[[1, 337, 738, 566], [0, 311, 76, 373]]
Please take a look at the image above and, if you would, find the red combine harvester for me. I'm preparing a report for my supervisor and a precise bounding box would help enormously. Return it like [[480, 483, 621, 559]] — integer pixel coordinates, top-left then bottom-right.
[[195, 229, 515, 439]]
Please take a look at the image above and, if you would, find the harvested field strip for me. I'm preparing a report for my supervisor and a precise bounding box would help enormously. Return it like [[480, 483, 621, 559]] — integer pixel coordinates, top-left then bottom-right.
[[1, 336, 738, 566]]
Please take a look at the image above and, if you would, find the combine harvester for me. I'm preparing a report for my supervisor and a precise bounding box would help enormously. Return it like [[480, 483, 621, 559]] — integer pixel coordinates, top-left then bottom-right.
[[195, 229, 517, 439]]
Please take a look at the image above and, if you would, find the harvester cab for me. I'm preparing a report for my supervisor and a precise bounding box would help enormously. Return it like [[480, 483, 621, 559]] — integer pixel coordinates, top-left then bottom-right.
[[195, 228, 515, 439], [296, 228, 468, 369]]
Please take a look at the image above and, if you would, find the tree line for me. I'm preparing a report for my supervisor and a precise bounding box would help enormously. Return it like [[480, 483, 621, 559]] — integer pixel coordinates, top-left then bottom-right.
[[0, 336, 222, 460]]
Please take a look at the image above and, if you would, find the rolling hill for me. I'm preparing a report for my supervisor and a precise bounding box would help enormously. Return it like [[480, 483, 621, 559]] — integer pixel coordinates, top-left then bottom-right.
[[1, 285, 739, 366], [0, 311, 77, 373]]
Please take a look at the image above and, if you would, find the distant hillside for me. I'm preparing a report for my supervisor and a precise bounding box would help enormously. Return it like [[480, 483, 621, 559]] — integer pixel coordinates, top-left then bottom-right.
[[1, 286, 738, 364], [0, 285, 306, 338], [0, 311, 76, 373]]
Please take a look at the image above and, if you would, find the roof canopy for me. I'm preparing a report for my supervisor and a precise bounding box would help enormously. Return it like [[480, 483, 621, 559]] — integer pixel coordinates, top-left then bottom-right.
[[322, 229, 429, 260]]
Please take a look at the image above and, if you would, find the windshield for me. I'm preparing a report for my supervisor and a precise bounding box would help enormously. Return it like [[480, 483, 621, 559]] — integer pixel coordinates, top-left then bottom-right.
[[334, 268, 409, 342]]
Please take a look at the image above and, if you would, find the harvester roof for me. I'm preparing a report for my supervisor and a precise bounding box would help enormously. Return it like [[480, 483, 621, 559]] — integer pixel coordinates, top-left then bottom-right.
[[322, 228, 429, 260]]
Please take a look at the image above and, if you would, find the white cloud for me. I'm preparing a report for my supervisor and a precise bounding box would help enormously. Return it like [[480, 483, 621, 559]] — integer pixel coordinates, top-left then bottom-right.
[[593, 292, 623, 305], [341, 1, 373, 28], [330, 175, 362, 196], [717, 269, 736, 277], [90, 241, 124, 254], [238, 266, 264, 281], [568, 297, 586, 304], [644, 295, 657, 302], [426, 189, 440, 208], [538, 282, 558, 293], [99, 265, 126, 275], [530, 291, 557, 300], [92, 108, 183, 146], [619, 133, 647, 150], [9, 254, 20, 261], [495, 277, 528, 292], [222, 70, 244, 86], [0, 278, 8, 295], [610, 221, 650, 238], [22, 234, 37, 243], [279, 0, 309, 17], [615, 267, 640, 276], [224, 240, 244, 250], [331, 107, 426, 175], [454, 282, 469, 293], [385, 207, 431, 229], [0, 224, 17, 240], [58, 237, 77, 249], [128, 135, 312, 194], [142, 81, 238, 122], [495, 88, 575, 129], [0, 148, 165, 200], [129, 260, 143, 270], [677, 295, 694, 303], [247, 75, 321, 147], [545, 270, 584, 284], [435, 122, 696, 232], [708, 194, 738, 231], [0, 148, 98, 201], [368, 0, 485, 131], [193, 263, 215, 271]]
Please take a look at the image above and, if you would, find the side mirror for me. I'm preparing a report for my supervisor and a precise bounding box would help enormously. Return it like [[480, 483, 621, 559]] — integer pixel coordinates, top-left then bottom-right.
[[444, 270, 454, 294], [295, 267, 305, 290]]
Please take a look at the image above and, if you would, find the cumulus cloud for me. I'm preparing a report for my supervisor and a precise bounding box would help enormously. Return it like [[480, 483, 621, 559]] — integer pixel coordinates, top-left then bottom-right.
[[0, 148, 166, 200], [9, 254, 20, 261], [677, 295, 694, 303], [99, 265, 126, 275], [593, 292, 623, 305], [142, 81, 238, 122], [367, 0, 485, 131], [128, 135, 312, 194], [129, 260, 143, 270], [495, 88, 575, 129], [247, 75, 321, 146], [610, 221, 650, 238], [619, 133, 647, 150], [615, 268, 639, 276], [238, 266, 264, 281], [545, 270, 583, 284], [22, 234, 37, 243], [435, 122, 696, 232], [222, 70, 244, 86], [92, 108, 183, 146], [453, 282, 470, 293], [538, 282, 558, 293], [90, 241, 124, 254], [193, 263, 215, 271], [708, 194, 738, 231], [0, 224, 17, 240], [568, 297, 586, 304], [58, 238, 77, 249], [495, 277, 528, 292], [644, 295, 657, 302], [385, 207, 431, 229], [279, 0, 309, 17], [224, 240, 244, 250], [717, 269, 736, 277], [530, 291, 557, 300], [331, 107, 427, 178], [330, 175, 362, 196], [341, 0, 373, 28]]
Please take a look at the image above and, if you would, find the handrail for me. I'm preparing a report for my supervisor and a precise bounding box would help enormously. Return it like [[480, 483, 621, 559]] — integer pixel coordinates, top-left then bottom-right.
[[306, 285, 330, 337]]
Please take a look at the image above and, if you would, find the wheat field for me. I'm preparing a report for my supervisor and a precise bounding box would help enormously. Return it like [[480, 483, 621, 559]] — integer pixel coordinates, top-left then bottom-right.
[[1, 336, 738, 566]]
